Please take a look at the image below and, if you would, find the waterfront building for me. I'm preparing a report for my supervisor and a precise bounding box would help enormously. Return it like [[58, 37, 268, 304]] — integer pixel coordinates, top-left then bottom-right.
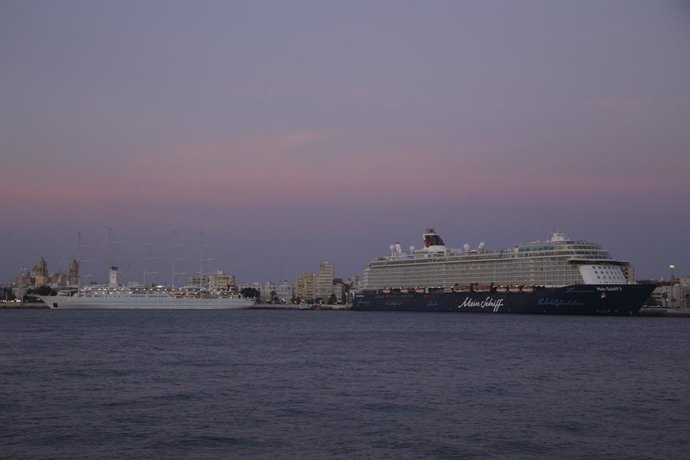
[[15, 271, 31, 289], [238, 281, 263, 299], [187, 271, 239, 292], [347, 275, 360, 290], [12, 258, 79, 299], [262, 280, 276, 302], [294, 273, 315, 303], [276, 280, 292, 304], [333, 278, 345, 304], [68, 259, 80, 286], [315, 262, 334, 302], [650, 277, 690, 308], [187, 274, 209, 288], [15, 258, 76, 288], [235, 280, 291, 303], [208, 271, 236, 292], [31, 258, 49, 286]]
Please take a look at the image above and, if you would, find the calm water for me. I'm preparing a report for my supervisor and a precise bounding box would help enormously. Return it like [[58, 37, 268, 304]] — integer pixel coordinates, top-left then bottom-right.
[[1, 310, 689, 459]]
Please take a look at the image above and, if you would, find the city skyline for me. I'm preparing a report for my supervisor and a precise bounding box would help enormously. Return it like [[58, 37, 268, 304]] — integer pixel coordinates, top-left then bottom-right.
[[2, 1, 689, 284]]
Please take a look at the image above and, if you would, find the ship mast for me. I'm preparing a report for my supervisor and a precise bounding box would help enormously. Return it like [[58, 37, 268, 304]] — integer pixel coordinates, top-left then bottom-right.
[[76, 232, 83, 287], [199, 231, 203, 289], [107, 227, 113, 271], [77, 231, 92, 287], [198, 231, 212, 289], [170, 230, 185, 288], [142, 230, 157, 288], [106, 227, 121, 284], [199, 230, 213, 289]]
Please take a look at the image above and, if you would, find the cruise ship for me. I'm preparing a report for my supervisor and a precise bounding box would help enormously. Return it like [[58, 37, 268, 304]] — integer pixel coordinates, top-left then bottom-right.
[[38, 267, 254, 310], [352, 228, 654, 315]]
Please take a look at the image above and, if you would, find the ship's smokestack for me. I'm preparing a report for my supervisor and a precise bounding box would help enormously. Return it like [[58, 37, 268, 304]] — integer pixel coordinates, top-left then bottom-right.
[[109, 266, 118, 288]]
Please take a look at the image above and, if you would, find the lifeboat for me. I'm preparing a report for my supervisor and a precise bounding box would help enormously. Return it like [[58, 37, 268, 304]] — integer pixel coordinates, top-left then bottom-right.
[[473, 284, 491, 293]]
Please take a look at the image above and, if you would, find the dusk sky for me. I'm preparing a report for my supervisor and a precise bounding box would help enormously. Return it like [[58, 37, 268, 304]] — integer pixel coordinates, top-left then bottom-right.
[[2, 0, 689, 285]]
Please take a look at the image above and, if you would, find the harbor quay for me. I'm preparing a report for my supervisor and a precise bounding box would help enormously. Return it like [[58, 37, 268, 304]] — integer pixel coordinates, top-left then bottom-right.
[[0, 301, 48, 309], [250, 303, 351, 311]]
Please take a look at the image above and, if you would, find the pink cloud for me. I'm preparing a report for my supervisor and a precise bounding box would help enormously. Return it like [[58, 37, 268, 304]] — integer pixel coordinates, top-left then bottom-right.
[[581, 98, 646, 112], [3, 130, 686, 227]]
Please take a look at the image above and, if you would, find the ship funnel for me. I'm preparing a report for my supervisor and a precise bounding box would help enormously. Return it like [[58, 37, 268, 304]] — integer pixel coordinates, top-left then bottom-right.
[[109, 266, 118, 288]]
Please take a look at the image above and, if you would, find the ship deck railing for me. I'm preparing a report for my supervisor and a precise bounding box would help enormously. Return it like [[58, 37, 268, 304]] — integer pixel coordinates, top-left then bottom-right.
[[368, 284, 545, 295]]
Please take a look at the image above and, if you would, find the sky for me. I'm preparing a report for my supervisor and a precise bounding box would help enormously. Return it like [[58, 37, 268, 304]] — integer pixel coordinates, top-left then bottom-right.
[[1, 0, 689, 285]]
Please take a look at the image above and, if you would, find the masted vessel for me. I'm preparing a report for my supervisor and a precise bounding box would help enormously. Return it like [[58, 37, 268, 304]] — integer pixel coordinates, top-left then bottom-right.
[[39, 267, 254, 310]]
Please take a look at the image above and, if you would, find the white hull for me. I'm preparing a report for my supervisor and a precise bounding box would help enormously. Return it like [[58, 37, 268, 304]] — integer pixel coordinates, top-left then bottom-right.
[[38, 295, 254, 310]]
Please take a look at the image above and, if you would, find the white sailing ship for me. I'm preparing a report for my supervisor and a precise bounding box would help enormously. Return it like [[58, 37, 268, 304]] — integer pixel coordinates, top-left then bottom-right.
[[39, 267, 254, 310]]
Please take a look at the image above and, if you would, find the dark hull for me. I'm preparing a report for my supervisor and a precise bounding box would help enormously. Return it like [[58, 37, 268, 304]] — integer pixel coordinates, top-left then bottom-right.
[[352, 284, 655, 315]]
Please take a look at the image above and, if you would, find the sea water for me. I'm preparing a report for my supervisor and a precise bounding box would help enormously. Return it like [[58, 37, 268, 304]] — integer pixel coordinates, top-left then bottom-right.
[[1, 310, 689, 459]]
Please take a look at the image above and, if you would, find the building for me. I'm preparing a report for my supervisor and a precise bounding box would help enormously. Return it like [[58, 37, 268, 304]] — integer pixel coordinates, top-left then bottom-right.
[[294, 273, 316, 303], [239, 282, 262, 299], [68, 259, 80, 286], [236, 280, 291, 303], [276, 280, 292, 304], [315, 261, 334, 302], [15, 258, 78, 288], [31, 258, 49, 286], [208, 271, 236, 292], [12, 258, 79, 299], [187, 274, 210, 288], [649, 277, 690, 308], [333, 278, 345, 304], [262, 280, 276, 302]]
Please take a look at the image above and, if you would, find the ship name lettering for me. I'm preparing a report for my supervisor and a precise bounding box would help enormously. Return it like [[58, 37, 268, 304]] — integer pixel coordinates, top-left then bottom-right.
[[596, 286, 622, 292], [459, 297, 504, 309]]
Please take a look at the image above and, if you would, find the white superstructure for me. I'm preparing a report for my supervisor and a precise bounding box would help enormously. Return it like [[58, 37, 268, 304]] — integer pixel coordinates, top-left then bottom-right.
[[362, 228, 632, 289]]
